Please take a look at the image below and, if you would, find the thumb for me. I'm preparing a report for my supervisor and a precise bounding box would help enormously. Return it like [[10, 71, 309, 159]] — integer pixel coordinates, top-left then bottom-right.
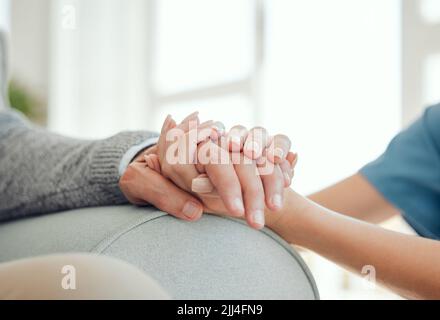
[[128, 162, 204, 221]]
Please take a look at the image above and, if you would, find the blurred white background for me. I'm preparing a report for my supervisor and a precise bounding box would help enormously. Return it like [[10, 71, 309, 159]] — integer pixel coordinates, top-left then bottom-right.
[[5, 0, 440, 299]]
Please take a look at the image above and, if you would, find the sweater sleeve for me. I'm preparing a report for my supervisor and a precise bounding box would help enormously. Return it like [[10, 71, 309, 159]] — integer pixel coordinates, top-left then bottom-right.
[[0, 109, 158, 222]]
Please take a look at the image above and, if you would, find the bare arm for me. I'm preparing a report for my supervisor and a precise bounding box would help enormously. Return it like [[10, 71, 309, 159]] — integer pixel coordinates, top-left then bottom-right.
[[266, 189, 440, 299], [308, 173, 400, 224]]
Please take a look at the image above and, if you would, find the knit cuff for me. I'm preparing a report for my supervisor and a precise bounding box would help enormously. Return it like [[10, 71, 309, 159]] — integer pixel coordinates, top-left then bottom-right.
[[89, 131, 159, 202]]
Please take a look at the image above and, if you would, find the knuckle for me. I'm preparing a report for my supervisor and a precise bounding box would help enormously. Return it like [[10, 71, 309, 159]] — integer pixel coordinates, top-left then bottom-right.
[[231, 124, 247, 131], [119, 164, 137, 183], [251, 126, 267, 133], [275, 133, 289, 140], [229, 125, 247, 136], [243, 181, 264, 198]]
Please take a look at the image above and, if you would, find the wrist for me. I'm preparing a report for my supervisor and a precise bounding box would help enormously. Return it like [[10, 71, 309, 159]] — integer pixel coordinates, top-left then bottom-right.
[[265, 188, 315, 244], [133, 144, 157, 162], [119, 135, 159, 176]]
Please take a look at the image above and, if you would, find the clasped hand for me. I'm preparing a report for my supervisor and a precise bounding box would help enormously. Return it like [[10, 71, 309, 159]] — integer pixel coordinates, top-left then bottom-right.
[[119, 112, 297, 229]]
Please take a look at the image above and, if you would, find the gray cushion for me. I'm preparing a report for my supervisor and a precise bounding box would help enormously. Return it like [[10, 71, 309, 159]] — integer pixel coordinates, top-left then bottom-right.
[[0, 206, 319, 299]]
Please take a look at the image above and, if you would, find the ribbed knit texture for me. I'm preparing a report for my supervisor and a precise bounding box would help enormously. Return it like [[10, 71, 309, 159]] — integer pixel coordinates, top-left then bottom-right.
[[0, 109, 158, 222]]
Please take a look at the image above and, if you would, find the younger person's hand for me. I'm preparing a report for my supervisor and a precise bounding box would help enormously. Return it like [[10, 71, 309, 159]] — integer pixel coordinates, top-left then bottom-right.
[[192, 128, 297, 228]]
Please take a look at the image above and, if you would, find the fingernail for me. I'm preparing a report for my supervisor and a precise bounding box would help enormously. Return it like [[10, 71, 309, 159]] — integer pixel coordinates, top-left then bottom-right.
[[252, 210, 265, 228], [167, 119, 176, 131], [274, 147, 284, 160], [272, 194, 283, 209], [192, 177, 214, 193], [232, 197, 245, 216], [182, 201, 201, 219], [161, 115, 171, 132]]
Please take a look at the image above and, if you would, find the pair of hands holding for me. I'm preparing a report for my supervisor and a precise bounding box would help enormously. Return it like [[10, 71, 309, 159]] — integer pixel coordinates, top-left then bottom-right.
[[119, 112, 297, 230]]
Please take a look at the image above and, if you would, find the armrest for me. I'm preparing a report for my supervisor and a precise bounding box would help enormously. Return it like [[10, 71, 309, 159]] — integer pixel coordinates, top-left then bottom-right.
[[0, 206, 319, 299]]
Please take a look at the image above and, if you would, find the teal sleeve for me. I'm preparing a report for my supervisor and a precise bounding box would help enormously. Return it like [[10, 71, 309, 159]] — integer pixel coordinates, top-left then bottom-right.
[[360, 104, 440, 239]]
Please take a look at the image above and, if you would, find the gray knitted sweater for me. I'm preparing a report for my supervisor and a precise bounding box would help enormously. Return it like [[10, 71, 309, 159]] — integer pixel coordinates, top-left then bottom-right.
[[0, 30, 157, 222], [0, 109, 157, 222]]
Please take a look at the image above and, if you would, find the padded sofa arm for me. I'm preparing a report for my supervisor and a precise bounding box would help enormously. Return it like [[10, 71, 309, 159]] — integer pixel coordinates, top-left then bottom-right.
[[0, 206, 319, 299]]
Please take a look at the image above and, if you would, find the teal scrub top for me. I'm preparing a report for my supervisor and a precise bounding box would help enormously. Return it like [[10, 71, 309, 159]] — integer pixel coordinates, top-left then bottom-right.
[[360, 104, 440, 239]]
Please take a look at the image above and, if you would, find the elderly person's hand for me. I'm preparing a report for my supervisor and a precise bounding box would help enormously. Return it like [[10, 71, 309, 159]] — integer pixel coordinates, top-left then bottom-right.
[[118, 142, 206, 220], [143, 112, 297, 229], [117, 112, 214, 221]]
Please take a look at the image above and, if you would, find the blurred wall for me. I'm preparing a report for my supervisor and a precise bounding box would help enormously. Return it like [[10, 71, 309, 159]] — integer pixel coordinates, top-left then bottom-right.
[[10, 0, 50, 104], [402, 0, 440, 125], [48, 0, 155, 138]]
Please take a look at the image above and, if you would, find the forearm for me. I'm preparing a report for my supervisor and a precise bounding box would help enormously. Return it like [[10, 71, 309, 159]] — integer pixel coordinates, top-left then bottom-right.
[[308, 173, 399, 223], [267, 189, 440, 299], [0, 111, 156, 221]]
